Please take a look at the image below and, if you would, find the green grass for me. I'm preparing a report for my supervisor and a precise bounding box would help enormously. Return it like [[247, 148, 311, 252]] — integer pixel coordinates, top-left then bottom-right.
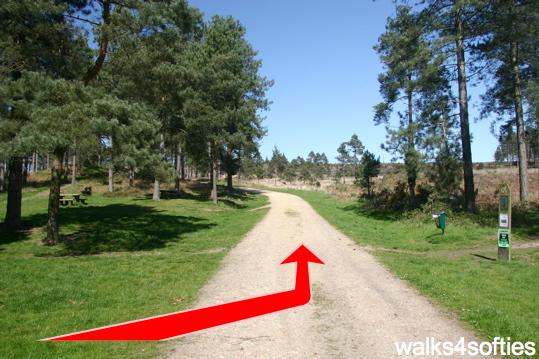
[[283, 190, 496, 252], [286, 189, 539, 357], [376, 251, 539, 345], [0, 185, 269, 359]]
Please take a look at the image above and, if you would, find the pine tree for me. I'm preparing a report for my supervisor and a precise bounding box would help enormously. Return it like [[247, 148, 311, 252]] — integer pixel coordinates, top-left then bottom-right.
[[359, 151, 381, 197], [0, 0, 91, 230], [101, 0, 202, 199], [417, 0, 485, 212], [268, 147, 288, 180], [184, 16, 271, 201], [18, 74, 94, 244], [336, 143, 350, 183], [374, 6, 435, 207], [335, 134, 364, 184], [477, 0, 539, 203]]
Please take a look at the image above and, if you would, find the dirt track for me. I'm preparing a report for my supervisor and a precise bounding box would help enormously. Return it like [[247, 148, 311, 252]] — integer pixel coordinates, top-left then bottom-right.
[[167, 190, 488, 358]]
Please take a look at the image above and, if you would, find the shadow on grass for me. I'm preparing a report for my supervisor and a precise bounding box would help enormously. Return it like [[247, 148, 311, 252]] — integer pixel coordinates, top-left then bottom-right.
[[31, 204, 214, 256], [0, 227, 37, 246], [142, 185, 258, 209], [425, 232, 444, 244], [471, 253, 497, 261], [340, 200, 402, 221], [1, 184, 261, 254], [1, 213, 49, 247]]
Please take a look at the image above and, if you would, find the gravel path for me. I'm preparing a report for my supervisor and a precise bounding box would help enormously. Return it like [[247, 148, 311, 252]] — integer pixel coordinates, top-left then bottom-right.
[[167, 190, 488, 358]]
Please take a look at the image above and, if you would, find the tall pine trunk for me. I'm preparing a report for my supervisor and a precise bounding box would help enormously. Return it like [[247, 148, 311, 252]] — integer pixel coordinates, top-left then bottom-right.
[[45, 150, 64, 245], [0, 161, 5, 192], [108, 136, 113, 192], [4, 157, 23, 229], [455, 5, 476, 212], [175, 145, 181, 191], [22, 157, 28, 185], [510, 40, 529, 203], [211, 160, 218, 204], [108, 167, 114, 192], [71, 153, 76, 186], [180, 150, 185, 180], [128, 169, 134, 187], [226, 147, 234, 192], [209, 142, 218, 204], [31, 151, 37, 173], [153, 134, 165, 201], [406, 87, 416, 207], [227, 172, 233, 192], [62, 152, 69, 182], [153, 179, 160, 200]]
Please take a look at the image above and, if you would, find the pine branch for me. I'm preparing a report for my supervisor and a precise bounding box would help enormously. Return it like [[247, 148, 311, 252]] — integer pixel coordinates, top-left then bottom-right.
[[64, 14, 100, 26]]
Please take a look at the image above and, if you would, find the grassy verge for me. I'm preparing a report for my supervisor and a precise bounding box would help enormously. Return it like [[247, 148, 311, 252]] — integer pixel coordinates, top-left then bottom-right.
[[0, 185, 269, 359], [285, 189, 539, 356]]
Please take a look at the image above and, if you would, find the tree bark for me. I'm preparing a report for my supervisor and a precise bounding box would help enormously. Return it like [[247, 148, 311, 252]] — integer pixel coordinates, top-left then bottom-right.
[[227, 172, 233, 192], [0, 161, 5, 192], [45, 149, 64, 245], [153, 134, 165, 201], [175, 145, 181, 191], [105, 166, 112, 193], [4, 158, 23, 229], [31, 151, 37, 173], [128, 169, 134, 187], [455, 5, 476, 212], [406, 87, 416, 207], [153, 179, 160, 200], [83, 0, 111, 85], [510, 40, 529, 203], [22, 157, 28, 185], [180, 150, 185, 180], [226, 147, 234, 192], [63, 152, 69, 182], [209, 143, 218, 204], [108, 136, 114, 192], [71, 154, 76, 186], [211, 160, 218, 204]]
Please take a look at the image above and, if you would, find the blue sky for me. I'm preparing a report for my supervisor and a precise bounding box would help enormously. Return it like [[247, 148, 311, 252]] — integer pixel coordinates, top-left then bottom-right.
[[190, 0, 498, 163]]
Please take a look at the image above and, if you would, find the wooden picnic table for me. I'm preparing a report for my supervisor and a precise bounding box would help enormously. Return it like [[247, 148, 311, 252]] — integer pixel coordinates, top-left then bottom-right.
[[60, 193, 87, 206], [60, 194, 81, 200]]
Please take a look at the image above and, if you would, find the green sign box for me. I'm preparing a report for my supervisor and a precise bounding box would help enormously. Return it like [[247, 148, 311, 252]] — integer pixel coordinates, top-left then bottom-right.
[[498, 228, 510, 248]]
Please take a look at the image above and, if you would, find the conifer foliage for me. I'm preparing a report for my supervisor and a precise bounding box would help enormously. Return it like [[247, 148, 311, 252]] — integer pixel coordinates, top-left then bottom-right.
[[0, 1, 271, 243]]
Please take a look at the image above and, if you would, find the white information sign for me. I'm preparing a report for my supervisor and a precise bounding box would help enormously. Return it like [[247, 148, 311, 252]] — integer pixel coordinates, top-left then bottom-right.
[[499, 213, 509, 228]]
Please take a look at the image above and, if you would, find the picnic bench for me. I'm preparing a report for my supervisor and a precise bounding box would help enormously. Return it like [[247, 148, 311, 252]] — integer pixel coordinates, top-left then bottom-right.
[[60, 193, 88, 206]]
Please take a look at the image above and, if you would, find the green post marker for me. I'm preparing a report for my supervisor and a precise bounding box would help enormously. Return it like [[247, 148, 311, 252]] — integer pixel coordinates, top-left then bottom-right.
[[498, 184, 511, 262]]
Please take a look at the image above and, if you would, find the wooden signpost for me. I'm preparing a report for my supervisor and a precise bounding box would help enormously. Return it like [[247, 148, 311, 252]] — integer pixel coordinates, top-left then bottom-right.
[[497, 184, 511, 262]]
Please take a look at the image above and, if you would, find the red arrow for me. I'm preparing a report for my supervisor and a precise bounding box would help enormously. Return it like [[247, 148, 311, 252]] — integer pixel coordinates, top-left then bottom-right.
[[44, 244, 324, 341]]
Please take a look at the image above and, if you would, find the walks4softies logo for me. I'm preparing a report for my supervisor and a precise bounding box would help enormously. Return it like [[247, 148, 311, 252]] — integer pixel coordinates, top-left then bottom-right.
[[394, 337, 536, 357]]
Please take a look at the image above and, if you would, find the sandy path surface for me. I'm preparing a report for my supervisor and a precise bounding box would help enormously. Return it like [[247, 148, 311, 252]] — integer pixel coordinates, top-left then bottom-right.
[[167, 190, 487, 358]]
